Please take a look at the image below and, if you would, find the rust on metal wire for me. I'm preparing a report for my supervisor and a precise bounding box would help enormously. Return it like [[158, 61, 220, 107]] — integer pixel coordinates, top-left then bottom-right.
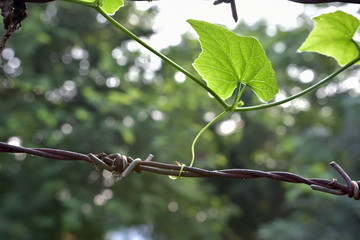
[[0, 141, 359, 200]]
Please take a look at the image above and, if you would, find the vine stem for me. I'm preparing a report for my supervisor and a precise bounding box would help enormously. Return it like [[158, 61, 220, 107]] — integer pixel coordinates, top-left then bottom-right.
[[190, 110, 227, 168], [236, 51, 360, 112], [92, 6, 228, 109]]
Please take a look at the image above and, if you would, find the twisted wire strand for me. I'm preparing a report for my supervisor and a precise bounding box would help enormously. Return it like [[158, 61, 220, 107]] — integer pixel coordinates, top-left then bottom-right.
[[1, 141, 359, 200]]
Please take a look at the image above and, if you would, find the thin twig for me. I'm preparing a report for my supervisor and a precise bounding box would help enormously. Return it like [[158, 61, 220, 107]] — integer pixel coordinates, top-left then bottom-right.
[[0, 141, 359, 200]]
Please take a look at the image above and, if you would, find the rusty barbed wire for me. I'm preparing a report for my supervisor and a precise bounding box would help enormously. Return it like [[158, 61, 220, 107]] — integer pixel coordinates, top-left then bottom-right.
[[0, 141, 359, 200]]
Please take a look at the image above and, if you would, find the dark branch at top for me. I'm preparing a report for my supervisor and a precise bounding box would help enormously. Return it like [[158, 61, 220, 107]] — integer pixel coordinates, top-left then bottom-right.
[[0, 0, 27, 51], [20, 0, 360, 3], [214, 0, 360, 22], [214, 0, 238, 22]]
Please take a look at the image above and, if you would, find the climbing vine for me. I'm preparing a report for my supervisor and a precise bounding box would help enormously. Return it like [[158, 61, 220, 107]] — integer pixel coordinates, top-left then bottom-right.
[[1, 0, 360, 190]]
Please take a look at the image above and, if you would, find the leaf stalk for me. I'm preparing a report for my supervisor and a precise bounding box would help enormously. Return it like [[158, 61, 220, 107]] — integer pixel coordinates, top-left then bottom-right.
[[230, 84, 246, 112]]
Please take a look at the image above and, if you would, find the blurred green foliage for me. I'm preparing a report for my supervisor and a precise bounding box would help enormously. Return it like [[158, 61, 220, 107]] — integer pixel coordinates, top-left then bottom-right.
[[0, 1, 360, 240]]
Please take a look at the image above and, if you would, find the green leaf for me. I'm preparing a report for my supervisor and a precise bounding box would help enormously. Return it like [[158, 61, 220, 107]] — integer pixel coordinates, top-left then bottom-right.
[[100, 0, 124, 15], [299, 11, 360, 66], [187, 19, 278, 102]]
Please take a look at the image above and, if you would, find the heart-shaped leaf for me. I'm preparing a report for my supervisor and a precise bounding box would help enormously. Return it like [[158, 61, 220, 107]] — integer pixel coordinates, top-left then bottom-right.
[[299, 11, 360, 66], [188, 19, 278, 102], [100, 0, 124, 15]]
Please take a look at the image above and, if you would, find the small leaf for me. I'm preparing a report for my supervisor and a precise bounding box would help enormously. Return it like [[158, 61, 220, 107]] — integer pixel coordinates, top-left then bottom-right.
[[100, 0, 124, 15], [299, 11, 360, 66], [187, 19, 278, 102]]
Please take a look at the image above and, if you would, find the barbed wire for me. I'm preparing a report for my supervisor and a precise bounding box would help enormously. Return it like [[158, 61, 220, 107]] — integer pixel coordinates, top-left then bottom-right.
[[1, 141, 359, 200]]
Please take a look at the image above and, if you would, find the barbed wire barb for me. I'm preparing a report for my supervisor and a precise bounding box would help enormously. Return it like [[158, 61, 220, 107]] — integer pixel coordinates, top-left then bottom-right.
[[1, 141, 359, 200]]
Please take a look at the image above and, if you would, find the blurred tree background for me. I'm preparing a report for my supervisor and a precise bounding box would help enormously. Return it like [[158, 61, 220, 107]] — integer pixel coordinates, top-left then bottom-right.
[[0, 1, 360, 239]]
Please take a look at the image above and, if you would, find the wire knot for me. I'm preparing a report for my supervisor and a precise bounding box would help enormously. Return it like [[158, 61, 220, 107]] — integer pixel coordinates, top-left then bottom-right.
[[350, 181, 360, 200], [88, 153, 150, 182], [330, 162, 360, 200], [311, 162, 360, 200]]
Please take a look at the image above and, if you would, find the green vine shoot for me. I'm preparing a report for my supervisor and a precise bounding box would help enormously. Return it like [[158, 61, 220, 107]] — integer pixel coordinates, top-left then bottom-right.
[[57, 1, 360, 171]]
